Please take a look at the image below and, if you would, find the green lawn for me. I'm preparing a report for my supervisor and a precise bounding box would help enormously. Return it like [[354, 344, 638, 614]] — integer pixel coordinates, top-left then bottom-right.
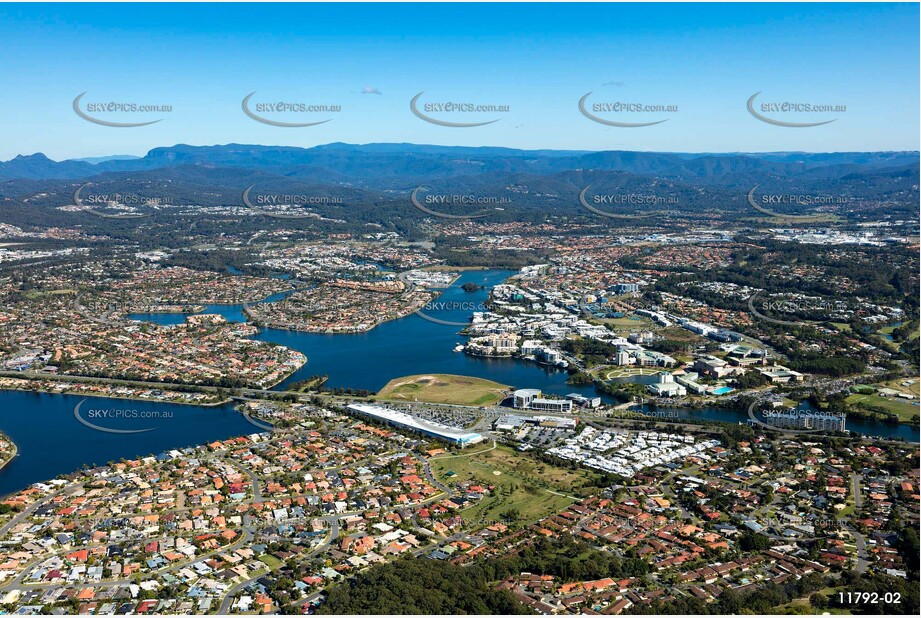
[[377, 374, 508, 406], [430, 444, 597, 528], [257, 554, 283, 569], [596, 365, 661, 380], [598, 315, 655, 329], [845, 392, 919, 422]]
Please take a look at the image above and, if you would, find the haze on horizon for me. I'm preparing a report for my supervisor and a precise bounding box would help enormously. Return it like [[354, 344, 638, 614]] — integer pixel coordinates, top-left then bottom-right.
[[6, 142, 921, 166]]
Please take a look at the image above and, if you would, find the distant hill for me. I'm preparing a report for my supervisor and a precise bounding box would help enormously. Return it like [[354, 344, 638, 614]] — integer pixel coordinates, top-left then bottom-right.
[[0, 144, 916, 225], [72, 155, 141, 164], [0, 153, 97, 180], [1, 143, 917, 185]]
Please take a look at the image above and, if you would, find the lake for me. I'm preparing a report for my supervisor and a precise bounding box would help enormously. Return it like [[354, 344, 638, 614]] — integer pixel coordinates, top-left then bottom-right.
[[129, 269, 607, 400], [128, 268, 920, 443], [0, 390, 256, 498], [3, 268, 914, 496]]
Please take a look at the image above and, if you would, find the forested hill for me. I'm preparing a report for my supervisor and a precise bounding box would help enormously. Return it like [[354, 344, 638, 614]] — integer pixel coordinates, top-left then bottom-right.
[[315, 558, 532, 615]]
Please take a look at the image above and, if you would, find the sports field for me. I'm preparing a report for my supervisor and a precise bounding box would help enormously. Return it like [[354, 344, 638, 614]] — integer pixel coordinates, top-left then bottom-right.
[[377, 374, 509, 406]]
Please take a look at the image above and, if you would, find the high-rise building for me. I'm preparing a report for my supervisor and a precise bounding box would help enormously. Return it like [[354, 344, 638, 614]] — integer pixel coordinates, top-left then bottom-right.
[[762, 408, 846, 432]]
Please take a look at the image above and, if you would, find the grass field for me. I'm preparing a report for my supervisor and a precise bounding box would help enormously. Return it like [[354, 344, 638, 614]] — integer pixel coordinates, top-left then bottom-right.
[[846, 379, 919, 422], [377, 374, 509, 406], [880, 378, 921, 397], [430, 444, 598, 527], [597, 315, 655, 330], [597, 366, 661, 380], [845, 392, 919, 422]]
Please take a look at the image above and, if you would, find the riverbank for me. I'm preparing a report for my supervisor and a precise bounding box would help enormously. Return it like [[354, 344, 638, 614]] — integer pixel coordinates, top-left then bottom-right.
[[0, 374, 230, 406], [0, 431, 16, 473], [243, 298, 429, 334]]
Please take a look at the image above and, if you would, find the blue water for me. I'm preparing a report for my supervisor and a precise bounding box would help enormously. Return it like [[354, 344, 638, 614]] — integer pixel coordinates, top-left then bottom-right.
[[129, 270, 607, 401], [125, 268, 921, 444], [649, 402, 919, 442], [128, 291, 294, 326], [0, 391, 256, 498], [0, 268, 907, 498]]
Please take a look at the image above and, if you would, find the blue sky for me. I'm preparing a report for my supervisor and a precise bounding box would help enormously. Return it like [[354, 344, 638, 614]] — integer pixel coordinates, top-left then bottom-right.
[[0, 2, 917, 159]]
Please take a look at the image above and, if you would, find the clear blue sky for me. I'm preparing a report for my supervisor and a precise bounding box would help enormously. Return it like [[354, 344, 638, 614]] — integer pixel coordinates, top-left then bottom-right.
[[0, 2, 917, 160]]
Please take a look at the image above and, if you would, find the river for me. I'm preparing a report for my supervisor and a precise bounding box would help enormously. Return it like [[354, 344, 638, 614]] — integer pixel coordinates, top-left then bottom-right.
[[1, 268, 916, 496], [0, 391, 256, 498]]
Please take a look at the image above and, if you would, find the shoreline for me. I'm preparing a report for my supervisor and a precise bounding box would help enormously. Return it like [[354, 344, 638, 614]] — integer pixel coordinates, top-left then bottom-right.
[[0, 431, 17, 473], [245, 300, 431, 335], [0, 381, 232, 407]]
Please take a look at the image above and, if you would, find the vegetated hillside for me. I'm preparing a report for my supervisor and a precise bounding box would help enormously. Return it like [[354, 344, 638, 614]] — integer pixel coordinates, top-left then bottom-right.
[[1, 145, 917, 230], [3, 161, 916, 228], [2, 143, 917, 184], [315, 557, 532, 615]]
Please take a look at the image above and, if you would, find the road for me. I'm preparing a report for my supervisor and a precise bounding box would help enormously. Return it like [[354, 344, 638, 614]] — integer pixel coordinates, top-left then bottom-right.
[[851, 473, 863, 509], [844, 524, 870, 573], [0, 481, 80, 537], [217, 518, 339, 614]]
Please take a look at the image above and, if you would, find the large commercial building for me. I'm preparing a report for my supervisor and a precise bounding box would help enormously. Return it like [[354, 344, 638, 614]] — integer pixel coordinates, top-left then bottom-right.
[[646, 373, 687, 398], [757, 365, 805, 383], [512, 389, 574, 413], [346, 403, 484, 446], [494, 414, 578, 431]]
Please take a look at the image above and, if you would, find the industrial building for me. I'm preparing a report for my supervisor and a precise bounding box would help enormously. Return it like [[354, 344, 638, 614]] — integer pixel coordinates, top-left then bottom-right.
[[646, 373, 687, 398], [757, 365, 806, 383]]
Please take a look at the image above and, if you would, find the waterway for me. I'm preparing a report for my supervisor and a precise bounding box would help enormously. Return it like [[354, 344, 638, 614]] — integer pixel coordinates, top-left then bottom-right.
[[0, 391, 256, 497], [129, 270, 603, 400], [637, 403, 919, 442], [127, 268, 921, 442], [1, 269, 916, 496]]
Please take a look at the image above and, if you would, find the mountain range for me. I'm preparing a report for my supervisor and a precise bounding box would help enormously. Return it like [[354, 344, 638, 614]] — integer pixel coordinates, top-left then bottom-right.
[[0, 144, 917, 223]]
